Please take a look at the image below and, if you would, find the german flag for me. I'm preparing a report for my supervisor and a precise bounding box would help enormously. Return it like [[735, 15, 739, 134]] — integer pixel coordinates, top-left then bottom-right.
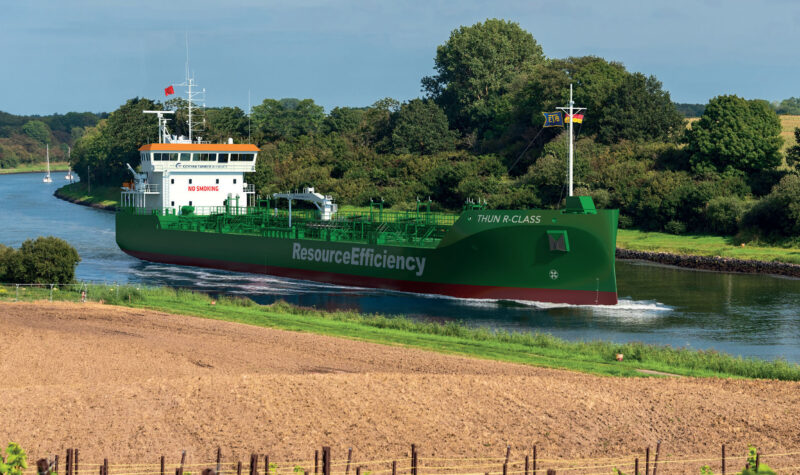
[[565, 113, 584, 124]]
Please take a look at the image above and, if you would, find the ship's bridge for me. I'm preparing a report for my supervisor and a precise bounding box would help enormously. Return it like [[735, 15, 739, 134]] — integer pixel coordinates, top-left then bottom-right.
[[121, 142, 259, 214]]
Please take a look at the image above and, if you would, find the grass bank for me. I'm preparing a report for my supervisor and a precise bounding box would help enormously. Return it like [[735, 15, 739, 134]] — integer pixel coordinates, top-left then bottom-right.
[[54, 182, 119, 209], [3, 283, 799, 381], [0, 162, 70, 175], [617, 229, 800, 265]]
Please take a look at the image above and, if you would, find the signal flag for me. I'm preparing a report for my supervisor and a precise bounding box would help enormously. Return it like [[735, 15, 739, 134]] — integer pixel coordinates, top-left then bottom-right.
[[164, 85, 175, 97], [565, 113, 584, 124], [542, 112, 564, 128]]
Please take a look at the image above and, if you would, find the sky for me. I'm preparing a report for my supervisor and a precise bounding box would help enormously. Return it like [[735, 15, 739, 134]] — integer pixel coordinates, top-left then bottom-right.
[[2, 0, 799, 116]]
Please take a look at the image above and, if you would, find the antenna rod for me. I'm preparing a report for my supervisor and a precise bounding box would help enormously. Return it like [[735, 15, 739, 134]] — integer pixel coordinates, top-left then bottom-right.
[[248, 89, 252, 143]]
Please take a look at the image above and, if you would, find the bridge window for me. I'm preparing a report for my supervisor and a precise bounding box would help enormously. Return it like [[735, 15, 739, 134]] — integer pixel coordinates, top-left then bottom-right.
[[218, 153, 229, 163], [196, 153, 216, 162], [168, 153, 178, 161], [179, 153, 191, 161]]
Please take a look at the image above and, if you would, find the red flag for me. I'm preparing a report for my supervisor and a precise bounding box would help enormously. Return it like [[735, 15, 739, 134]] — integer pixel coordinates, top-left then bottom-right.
[[164, 85, 175, 97]]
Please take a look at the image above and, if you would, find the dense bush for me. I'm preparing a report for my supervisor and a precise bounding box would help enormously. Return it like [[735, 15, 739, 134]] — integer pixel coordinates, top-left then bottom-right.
[[664, 220, 687, 235], [704, 196, 748, 235], [0, 237, 81, 284], [743, 174, 800, 237]]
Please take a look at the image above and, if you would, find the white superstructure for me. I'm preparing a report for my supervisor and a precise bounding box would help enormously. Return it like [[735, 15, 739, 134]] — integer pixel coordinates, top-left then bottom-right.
[[121, 141, 258, 214], [122, 64, 258, 215]]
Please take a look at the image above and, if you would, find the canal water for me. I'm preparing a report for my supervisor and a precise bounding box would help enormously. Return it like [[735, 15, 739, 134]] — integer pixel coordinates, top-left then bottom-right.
[[2, 172, 800, 362]]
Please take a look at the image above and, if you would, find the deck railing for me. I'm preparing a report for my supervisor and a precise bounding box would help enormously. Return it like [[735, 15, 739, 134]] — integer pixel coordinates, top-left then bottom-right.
[[118, 206, 459, 225]]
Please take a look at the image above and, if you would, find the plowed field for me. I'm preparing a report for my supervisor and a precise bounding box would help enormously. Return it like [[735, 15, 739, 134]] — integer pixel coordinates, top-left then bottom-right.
[[1, 301, 799, 471]]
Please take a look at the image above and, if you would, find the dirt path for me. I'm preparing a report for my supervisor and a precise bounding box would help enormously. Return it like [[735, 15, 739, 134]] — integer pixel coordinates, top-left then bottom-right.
[[1, 301, 799, 470]]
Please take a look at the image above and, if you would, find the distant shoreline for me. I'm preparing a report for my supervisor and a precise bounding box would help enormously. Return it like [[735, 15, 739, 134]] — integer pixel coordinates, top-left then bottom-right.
[[616, 248, 800, 278], [0, 162, 70, 175]]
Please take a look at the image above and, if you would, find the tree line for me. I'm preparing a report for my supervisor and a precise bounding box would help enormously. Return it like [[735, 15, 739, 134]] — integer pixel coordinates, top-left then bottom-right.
[[69, 18, 800, 241], [0, 110, 105, 169]]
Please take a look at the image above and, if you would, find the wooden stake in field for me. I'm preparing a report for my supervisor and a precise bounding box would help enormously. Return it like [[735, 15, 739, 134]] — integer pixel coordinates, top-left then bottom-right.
[[345, 448, 353, 475], [37, 458, 49, 475], [314, 451, 319, 475], [645, 447, 649, 475], [410, 445, 418, 475], [161, 456, 165, 475], [721, 444, 726, 475], [525, 455, 529, 475], [75, 449, 79, 475], [265, 455, 270, 475], [217, 448, 222, 475], [322, 447, 331, 475], [533, 446, 537, 474], [652, 442, 661, 475], [392, 461, 397, 475]]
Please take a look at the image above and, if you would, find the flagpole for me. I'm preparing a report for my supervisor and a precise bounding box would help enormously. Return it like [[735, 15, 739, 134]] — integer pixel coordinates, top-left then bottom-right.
[[557, 84, 585, 197], [569, 84, 574, 197]]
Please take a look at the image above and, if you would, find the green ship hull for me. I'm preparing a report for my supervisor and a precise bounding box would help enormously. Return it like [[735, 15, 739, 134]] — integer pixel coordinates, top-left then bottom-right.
[[116, 202, 619, 305]]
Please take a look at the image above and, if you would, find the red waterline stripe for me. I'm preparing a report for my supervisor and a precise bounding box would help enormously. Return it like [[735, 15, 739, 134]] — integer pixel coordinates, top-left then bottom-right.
[[121, 248, 618, 306]]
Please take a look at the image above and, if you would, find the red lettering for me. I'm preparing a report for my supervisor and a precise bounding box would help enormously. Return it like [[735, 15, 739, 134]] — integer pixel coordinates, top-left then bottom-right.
[[188, 186, 195, 191]]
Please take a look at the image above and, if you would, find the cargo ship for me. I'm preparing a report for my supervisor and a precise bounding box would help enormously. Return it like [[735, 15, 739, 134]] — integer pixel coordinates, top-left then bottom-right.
[[116, 86, 619, 305]]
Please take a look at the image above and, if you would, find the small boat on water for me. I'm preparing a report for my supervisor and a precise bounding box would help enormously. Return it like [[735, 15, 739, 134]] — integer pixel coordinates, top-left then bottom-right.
[[42, 144, 52, 183], [65, 146, 74, 181]]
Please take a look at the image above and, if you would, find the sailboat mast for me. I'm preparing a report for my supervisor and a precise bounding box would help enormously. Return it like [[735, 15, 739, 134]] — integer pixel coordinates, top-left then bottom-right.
[[46, 144, 50, 175]]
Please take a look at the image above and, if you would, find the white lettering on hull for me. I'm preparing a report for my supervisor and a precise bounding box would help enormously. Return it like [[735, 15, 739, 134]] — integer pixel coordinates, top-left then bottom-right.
[[292, 243, 427, 277], [475, 214, 542, 224]]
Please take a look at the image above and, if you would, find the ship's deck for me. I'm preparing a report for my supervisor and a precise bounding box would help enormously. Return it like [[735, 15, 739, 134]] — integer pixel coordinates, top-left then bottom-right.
[[119, 206, 458, 249]]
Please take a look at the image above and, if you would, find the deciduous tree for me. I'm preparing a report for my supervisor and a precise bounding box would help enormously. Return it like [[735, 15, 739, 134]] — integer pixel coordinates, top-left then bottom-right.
[[422, 19, 544, 134], [688, 95, 782, 173]]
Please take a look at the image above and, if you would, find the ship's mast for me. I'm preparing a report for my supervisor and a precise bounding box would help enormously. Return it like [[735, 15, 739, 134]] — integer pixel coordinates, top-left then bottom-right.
[[557, 84, 586, 196], [176, 36, 206, 143]]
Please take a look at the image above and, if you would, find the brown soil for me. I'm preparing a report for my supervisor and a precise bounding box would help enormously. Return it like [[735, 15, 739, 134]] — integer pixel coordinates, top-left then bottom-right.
[[1, 301, 799, 472]]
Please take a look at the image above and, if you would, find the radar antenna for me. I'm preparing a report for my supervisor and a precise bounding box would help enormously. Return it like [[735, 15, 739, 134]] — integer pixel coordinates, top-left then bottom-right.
[[143, 110, 175, 143]]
